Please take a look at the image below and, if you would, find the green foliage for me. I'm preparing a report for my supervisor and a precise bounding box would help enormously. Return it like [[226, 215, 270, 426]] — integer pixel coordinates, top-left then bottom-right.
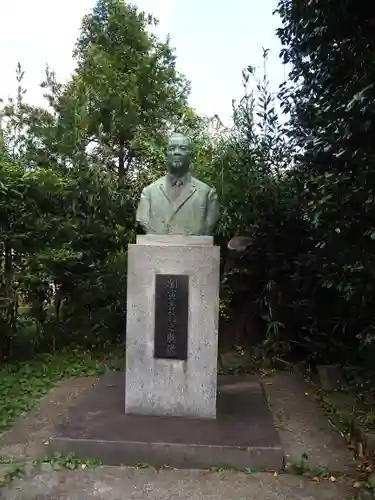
[[0, 155, 133, 359], [193, 51, 292, 239], [1, 0, 375, 388], [62, 0, 190, 175], [0, 462, 24, 487], [1, 0, 192, 361], [36, 453, 102, 471], [269, 0, 375, 367], [190, 52, 301, 361]]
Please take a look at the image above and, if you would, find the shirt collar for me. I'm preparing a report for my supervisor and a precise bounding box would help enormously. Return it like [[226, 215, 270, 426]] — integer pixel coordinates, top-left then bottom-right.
[[167, 172, 190, 187]]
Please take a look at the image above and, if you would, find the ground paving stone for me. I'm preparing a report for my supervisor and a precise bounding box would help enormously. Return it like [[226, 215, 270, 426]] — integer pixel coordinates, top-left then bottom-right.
[[0, 467, 355, 500], [263, 372, 356, 473]]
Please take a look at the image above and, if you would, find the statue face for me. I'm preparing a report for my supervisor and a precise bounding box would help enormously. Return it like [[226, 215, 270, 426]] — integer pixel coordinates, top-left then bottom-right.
[[166, 134, 192, 175]]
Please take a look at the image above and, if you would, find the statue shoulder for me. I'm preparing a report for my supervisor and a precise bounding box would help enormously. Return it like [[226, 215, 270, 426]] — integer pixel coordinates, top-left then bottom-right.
[[191, 176, 217, 194], [142, 176, 166, 194]]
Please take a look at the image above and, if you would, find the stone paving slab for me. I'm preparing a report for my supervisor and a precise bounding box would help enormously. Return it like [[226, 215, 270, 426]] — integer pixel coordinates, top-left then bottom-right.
[[0, 466, 354, 500], [263, 372, 356, 473], [48, 372, 283, 470]]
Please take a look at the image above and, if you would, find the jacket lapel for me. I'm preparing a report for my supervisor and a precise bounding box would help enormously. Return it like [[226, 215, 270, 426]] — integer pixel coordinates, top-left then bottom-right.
[[174, 182, 196, 213], [159, 175, 197, 215], [159, 179, 172, 204]]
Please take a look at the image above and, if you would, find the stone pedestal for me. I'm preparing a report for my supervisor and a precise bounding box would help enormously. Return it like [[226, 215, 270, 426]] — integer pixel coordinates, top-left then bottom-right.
[[125, 235, 220, 419], [48, 238, 283, 471]]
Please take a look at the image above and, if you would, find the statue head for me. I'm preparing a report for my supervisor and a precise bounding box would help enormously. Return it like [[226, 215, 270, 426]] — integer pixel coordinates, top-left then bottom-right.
[[165, 133, 193, 176]]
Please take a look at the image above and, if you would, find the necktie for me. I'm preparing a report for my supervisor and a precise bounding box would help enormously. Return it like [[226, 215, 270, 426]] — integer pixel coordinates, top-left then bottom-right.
[[169, 178, 183, 200]]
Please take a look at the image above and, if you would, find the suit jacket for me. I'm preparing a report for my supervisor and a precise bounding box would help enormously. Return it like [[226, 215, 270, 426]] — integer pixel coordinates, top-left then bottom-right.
[[136, 174, 220, 235]]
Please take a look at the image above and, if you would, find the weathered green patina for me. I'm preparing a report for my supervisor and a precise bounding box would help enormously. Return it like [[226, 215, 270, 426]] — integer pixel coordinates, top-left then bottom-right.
[[136, 133, 220, 235]]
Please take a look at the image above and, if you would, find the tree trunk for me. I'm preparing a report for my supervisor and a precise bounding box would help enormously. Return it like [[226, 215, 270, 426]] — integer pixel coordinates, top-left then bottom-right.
[[3, 240, 15, 359]]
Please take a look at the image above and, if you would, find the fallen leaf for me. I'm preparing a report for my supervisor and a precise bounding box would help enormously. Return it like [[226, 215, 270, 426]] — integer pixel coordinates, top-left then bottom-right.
[[353, 481, 361, 488], [329, 476, 337, 482]]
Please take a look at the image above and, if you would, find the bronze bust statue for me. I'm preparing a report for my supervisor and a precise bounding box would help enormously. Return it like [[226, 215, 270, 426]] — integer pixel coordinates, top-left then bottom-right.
[[136, 133, 220, 236]]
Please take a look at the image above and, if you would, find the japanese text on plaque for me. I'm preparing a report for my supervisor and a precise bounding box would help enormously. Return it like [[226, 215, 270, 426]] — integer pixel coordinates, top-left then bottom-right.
[[166, 276, 178, 356]]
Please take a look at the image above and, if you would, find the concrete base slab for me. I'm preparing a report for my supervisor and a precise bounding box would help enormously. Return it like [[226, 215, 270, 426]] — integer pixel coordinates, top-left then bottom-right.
[[48, 372, 284, 471]]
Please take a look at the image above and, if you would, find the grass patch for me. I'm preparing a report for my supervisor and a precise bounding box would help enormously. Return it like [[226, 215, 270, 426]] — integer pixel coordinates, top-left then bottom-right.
[[0, 347, 123, 433], [0, 463, 25, 487], [0, 452, 103, 487], [309, 387, 353, 441], [36, 452, 102, 471]]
